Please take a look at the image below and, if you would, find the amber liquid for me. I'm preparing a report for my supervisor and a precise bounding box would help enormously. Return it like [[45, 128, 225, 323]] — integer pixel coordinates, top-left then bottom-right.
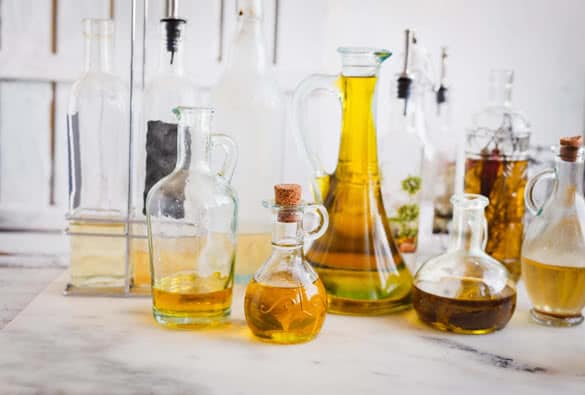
[[412, 277, 516, 334], [464, 157, 528, 280], [307, 75, 412, 315], [522, 257, 585, 324], [152, 271, 232, 328], [245, 279, 327, 344]]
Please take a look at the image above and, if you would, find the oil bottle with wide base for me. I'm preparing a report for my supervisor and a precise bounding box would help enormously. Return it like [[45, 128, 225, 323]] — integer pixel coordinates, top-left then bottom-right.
[[522, 136, 585, 327], [292, 47, 412, 315], [412, 194, 517, 334], [245, 184, 328, 344]]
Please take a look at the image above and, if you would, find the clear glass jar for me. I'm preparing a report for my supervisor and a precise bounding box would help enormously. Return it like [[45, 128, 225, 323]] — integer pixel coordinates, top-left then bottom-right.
[[245, 184, 328, 344], [413, 194, 517, 334], [210, 0, 285, 281], [146, 107, 237, 328], [66, 19, 129, 293], [522, 136, 585, 327], [464, 70, 531, 281], [131, 9, 203, 293]]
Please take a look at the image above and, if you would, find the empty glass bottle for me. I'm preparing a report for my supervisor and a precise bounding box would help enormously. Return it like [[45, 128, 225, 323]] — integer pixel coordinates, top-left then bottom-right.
[[413, 194, 517, 334], [522, 136, 585, 327], [66, 19, 129, 294], [146, 107, 237, 328], [245, 184, 328, 343], [293, 47, 413, 315]]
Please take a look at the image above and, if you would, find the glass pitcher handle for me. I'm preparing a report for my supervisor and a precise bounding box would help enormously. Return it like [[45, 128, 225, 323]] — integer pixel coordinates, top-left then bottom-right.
[[292, 74, 341, 202], [481, 216, 488, 250], [301, 203, 329, 241], [525, 168, 556, 216], [211, 134, 238, 183]]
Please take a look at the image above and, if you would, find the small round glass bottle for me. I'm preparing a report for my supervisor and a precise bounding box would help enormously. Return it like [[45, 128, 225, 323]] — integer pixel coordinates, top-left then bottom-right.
[[412, 194, 517, 334], [522, 136, 585, 327], [245, 184, 329, 344], [146, 107, 237, 328]]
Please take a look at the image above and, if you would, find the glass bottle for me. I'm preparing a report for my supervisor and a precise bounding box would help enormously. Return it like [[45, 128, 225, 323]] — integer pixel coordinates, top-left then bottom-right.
[[413, 194, 517, 334], [245, 184, 328, 344], [146, 107, 237, 328], [131, 2, 203, 293], [464, 70, 531, 281], [522, 136, 585, 327], [293, 47, 413, 315], [66, 19, 129, 294], [210, 0, 285, 281], [381, 30, 433, 259]]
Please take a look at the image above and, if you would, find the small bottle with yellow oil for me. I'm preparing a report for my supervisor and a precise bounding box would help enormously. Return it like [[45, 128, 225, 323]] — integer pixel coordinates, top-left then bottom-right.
[[245, 184, 329, 344]]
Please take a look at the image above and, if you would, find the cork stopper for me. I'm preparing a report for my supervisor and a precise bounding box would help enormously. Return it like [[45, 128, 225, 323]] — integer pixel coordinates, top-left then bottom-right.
[[560, 136, 583, 162], [274, 184, 301, 223]]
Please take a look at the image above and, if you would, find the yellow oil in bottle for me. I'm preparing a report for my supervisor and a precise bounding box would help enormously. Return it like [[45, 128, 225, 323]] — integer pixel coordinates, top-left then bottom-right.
[[412, 277, 516, 334], [152, 271, 233, 328], [307, 75, 412, 315], [464, 157, 528, 281], [244, 278, 327, 344], [522, 257, 585, 321]]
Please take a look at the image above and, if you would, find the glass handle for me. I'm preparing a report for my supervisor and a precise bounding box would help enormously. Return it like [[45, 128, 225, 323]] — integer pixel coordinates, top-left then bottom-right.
[[211, 134, 238, 183], [525, 168, 556, 216], [292, 74, 341, 202], [301, 203, 329, 241], [481, 216, 488, 250]]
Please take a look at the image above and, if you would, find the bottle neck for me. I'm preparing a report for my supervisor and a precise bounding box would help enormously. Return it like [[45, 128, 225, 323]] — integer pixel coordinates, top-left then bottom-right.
[[271, 210, 303, 252], [226, 14, 268, 72], [158, 19, 185, 75], [554, 157, 584, 204], [84, 35, 113, 72], [488, 71, 513, 107], [176, 125, 211, 173], [449, 206, 485, 252]]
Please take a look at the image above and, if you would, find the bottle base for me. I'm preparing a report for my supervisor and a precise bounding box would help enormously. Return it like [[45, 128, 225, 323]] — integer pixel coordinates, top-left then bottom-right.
[[326, 294, 412, 316], [153, 308, 230, 329], [251, 331, 319, 344], [421, 320, 501, 335], [530, 309, 584, 327]]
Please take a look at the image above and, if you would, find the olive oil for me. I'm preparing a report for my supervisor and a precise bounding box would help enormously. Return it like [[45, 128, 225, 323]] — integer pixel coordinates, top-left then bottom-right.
[[307, 75, 413, 315], [152, 271, 232, 328], [245, 278, 327, 344], [522, 257, 585, 324], [413, 277, 516, 334]]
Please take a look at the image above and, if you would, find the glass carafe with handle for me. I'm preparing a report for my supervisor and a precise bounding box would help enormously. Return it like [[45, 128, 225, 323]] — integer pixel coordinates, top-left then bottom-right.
[[292, 47, 413, 315]]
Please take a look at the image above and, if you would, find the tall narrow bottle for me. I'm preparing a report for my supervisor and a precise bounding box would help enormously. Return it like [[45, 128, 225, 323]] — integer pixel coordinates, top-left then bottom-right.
[[210, 0, 285, 280], [131, 1, 202, 292], [66, 19, 129, 294]]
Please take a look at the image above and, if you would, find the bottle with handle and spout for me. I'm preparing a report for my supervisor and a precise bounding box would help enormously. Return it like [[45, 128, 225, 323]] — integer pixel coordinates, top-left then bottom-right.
[[292, 47, 413, 315]]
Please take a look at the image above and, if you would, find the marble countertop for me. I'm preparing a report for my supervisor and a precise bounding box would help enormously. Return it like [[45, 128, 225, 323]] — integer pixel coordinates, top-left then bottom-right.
[[1, 268, 584, 395]]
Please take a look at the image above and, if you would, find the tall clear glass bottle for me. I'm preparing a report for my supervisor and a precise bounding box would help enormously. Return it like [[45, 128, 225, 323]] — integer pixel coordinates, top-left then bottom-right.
[[66, 19, 129, 294], [131, 2, 202, 293], [522, 136, 585, 327], [210, 0, 285, 281], [146, 107, 237, 328]]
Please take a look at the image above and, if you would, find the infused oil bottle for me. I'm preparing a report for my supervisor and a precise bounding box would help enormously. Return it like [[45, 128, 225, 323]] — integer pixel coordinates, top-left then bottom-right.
[[245, 185, 329, 344], [293, 47, 412, 315]]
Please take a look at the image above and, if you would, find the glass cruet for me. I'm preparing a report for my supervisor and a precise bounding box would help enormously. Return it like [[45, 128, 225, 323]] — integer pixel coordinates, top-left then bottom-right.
[[146, 107, 238, 328], [245, 184, 329, 344], [522, 136, 585, 327], [292, 47, 413, 315], [412, 194, 517, 334]]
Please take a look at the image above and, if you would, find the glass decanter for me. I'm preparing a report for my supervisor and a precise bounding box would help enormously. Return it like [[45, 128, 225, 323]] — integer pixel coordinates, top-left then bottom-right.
[[146, 107, 237, 328], [522, 136, 585, 327], [245, 184, 328, 344], [412, 194, 517, 334], [293, 47, 412, 315], [464, 70, 531, 281], [131, 1, 203, 293], [66, 19, 129, 294], [210, 0, 285, 281]]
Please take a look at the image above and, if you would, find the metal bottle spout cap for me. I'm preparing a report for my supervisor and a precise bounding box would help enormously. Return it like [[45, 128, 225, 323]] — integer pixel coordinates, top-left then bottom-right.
[[165, 0, 180, 19]]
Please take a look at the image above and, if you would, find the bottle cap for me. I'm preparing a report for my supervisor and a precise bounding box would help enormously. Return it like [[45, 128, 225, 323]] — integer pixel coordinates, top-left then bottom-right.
[[274, 184, 301, 206], [560, 136, 583, 162]]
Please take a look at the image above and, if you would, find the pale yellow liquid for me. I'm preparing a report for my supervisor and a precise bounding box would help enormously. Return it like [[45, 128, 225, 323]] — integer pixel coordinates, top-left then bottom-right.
[[522, 257, 585, 319], [152, 271, 233, 328], [68, 221, 127, 291], [130, 239, 151, 292]]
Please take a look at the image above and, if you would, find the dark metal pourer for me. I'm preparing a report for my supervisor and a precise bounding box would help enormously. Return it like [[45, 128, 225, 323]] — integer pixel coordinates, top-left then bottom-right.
[[397, 29, 414, 116]]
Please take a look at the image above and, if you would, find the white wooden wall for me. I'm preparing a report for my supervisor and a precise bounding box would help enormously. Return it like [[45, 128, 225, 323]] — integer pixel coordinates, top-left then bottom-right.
[[1, 0, 584, 235]]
